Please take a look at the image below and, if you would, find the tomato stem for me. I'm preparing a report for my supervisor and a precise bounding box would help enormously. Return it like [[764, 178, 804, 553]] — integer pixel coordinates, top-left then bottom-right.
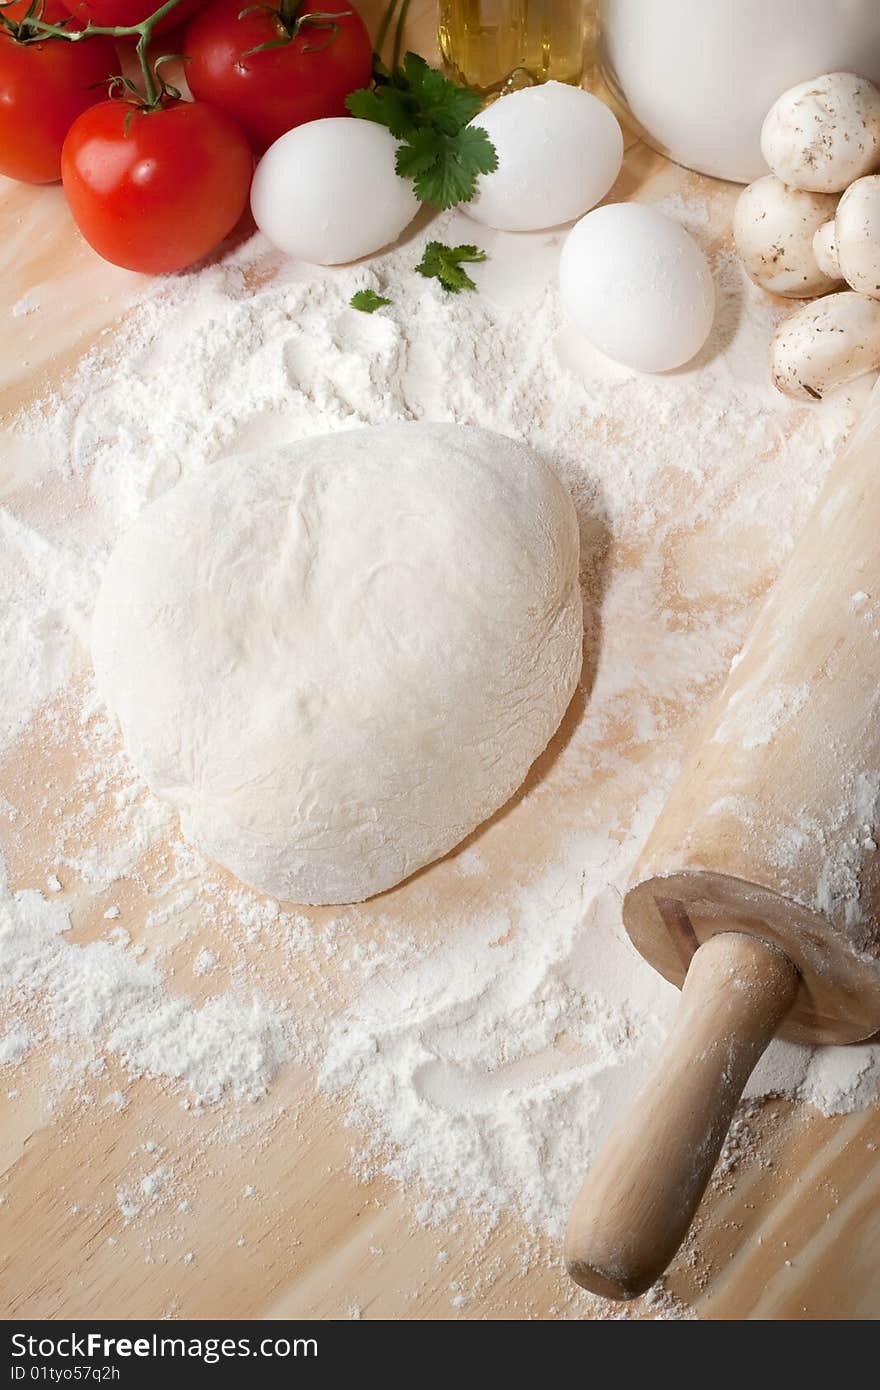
[[276, 0, 348, 32], [236, 2, 353, 59], [0, 0, 76, 43], [136, 25, 156, 101]]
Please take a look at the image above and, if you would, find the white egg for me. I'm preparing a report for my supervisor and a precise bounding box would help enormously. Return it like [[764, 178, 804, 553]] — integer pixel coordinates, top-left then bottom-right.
[[251, 118, 420, 266], [559, 204, 715, 372], [461, 82, 623, 232]]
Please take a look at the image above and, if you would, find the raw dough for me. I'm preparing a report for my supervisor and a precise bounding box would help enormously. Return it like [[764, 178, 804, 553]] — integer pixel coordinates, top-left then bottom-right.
[[92, 423, 582, 905]]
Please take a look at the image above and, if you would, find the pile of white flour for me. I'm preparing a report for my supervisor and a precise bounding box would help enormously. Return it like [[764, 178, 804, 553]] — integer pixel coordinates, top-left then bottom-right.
[[3, 188, 880, 1273]]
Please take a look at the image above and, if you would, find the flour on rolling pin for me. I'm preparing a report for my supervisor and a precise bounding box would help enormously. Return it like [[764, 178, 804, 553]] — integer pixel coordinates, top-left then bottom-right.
[[704, 772, 880, 940], [706, 677, 870, 924], [3, 195, 880, 1270], [663, 387, 880, 958], [712, 682, 811, 750]]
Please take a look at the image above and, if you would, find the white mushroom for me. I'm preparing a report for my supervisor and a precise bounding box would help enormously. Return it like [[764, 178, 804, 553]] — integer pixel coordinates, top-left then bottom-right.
[[733, 176, 840, 296], [812, 175, 880, 296], [761, 73, 880, 193], [771, 291, 880, 399]]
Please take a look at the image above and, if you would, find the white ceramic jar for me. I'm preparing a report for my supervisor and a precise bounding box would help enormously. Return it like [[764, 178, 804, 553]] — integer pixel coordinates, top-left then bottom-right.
[[600, 0, 880, 183]]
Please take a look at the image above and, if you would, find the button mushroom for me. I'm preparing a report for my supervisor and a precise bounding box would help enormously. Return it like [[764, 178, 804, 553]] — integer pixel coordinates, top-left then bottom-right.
[[761, 73, 880, 194], [811, 175, 880, 297], [770, 290, 880, 399], [733, 176, 841, 297]]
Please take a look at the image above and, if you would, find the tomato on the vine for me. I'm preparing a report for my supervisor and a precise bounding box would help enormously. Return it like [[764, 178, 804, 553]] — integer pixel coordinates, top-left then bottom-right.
[[58, 0, 209, 34], [61, 98, 253, 272], [0, 25, 118, 183], [184, 0, 373, 153]]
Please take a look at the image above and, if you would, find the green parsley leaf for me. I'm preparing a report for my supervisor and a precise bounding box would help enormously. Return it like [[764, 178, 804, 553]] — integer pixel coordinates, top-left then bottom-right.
[[415, 241, 488, 293], [399, 52, 482, 134], [350, 289, 393, 313], [346, 51, 498, 210], [396, 124, 497, 208], [346, 83, 418, 142]]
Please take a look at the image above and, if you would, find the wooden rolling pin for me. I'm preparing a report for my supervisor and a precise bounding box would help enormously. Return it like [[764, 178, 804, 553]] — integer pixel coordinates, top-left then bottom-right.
[[566, 380, 880, 1300]]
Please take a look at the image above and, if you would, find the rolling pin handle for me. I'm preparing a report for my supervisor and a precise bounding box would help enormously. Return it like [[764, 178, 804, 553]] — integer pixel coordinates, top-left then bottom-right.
[[564, 930, 800, 1300]]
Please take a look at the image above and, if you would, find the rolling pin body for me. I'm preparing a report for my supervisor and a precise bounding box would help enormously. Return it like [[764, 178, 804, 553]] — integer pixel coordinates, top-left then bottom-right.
[[567, 380, 880, 1299], [627, 381, 880, 1045]]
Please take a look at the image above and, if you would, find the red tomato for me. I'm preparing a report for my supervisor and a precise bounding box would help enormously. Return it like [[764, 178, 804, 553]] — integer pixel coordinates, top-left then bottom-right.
[[185, 0, 372, 153], [58, 0, 209, 35], [0, 30, 118, 183], [61, 98, 253, 272]]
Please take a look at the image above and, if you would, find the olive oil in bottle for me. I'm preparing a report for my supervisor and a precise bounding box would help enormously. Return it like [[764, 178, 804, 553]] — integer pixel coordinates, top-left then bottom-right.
[[438, 1, 585, 96]]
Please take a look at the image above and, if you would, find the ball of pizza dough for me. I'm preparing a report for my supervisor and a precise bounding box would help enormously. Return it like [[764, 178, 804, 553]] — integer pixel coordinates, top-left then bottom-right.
[[92, 423, 582, 904]]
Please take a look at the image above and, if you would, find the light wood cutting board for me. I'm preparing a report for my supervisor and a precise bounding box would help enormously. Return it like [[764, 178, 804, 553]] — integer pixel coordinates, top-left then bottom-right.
[[1, 0, 879, 1322]]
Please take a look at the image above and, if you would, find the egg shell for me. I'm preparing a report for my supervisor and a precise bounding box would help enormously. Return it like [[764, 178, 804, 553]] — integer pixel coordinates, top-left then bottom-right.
[[559, 203, 715, 372], [251, 118, 420, 266], [461, 82, 623, 232]]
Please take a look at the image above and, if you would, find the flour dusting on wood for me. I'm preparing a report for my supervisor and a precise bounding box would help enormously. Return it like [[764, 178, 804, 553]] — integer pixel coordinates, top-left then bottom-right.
[[1, 178, 879, 1313]]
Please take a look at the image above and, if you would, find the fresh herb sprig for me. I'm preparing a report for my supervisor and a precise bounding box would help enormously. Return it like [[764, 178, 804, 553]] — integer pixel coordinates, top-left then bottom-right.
[[350, 288, 393, 312], [347, 51, 497, 210], [416, 241, 487, 293]]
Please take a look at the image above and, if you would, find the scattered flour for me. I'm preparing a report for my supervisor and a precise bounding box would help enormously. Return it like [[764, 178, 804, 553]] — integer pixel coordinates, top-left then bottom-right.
[[0, 866, 296, 1102], [2, 183, 879, 1304], [814, 770, 880, 932], [0, 1025, 33, 1067], [193, 948, 219, 977]]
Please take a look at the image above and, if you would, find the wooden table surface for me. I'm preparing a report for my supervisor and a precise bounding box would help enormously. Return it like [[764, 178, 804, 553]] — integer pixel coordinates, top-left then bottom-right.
[[1, 0, 879, 1322]]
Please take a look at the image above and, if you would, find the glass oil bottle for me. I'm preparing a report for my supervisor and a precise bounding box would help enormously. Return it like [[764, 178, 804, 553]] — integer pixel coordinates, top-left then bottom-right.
[[438, 1, 586, 97]]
